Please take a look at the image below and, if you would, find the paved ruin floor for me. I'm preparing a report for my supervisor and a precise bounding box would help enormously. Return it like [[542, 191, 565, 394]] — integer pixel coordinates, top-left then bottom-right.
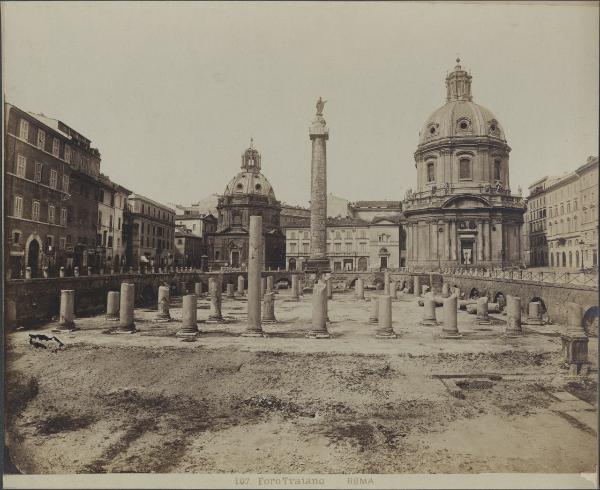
[[5, 289, 598, 475]]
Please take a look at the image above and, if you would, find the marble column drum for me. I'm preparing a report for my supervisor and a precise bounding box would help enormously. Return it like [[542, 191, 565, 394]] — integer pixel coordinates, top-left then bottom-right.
[[177, 294, 199, 337], [243, 215, 264, 336], [440, 295, 462, 338], [376, 295, 396, 339], [117, 283, 136, 333], [306, 281, 330, 338], [106, 291, 120, 321]]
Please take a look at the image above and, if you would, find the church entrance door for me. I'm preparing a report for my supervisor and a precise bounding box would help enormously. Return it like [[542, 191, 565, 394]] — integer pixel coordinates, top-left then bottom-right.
[[460, 239, 474, 266], [231, 250, 240, 268]]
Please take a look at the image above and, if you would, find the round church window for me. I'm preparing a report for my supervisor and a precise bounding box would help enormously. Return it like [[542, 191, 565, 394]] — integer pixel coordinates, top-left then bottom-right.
[[490, 124, 497, 131], [460, 121, 468, 130], [429, 126, 436, 134]]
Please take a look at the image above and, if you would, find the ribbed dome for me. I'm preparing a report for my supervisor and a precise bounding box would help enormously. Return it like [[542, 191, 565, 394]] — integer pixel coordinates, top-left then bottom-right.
[[418, 100, 506, 145], [224, 171, 276, 199], [418, 59, 506, 146]]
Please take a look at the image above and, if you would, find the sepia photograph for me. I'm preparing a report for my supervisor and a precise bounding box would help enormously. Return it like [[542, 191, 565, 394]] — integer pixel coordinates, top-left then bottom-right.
[[2, 1, 599, 489]]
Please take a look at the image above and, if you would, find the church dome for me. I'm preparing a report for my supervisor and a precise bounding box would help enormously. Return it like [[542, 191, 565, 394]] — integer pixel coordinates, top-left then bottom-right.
[[418, 59, 506, 146], [224, 171, 276, 199], [223, 139, 276, 199]]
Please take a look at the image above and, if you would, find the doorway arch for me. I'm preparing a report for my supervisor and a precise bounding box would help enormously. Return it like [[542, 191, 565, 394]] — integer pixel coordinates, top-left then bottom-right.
[[25, 234, 42, 277]]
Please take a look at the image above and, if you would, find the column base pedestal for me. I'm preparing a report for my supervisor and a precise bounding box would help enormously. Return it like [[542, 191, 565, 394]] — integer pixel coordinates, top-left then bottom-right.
[[106, 315, 119, 322], [176, 331, 199, 338], [439, 331, 462, 339], [376, 332, 397, 339], [241, 330, 266, 337], [116, 327, 137, 334], [419, 319, 438, 326]]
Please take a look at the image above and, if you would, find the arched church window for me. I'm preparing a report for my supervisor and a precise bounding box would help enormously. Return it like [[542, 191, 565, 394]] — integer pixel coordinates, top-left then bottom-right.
[[459, 158, 471, 180], [494, 160, 501, 181], [255, 183, 262, 192], [427, 162, 435, 182], [236, 183, 243, 192]]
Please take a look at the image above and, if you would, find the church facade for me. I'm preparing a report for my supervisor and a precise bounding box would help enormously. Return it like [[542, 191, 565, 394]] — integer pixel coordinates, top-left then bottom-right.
[[403, 59, 525, 270], [206, 141, 285, 270]]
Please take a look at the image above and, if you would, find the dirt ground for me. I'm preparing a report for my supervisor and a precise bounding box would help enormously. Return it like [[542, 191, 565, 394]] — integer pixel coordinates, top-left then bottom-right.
[[4, 288, 598, 475]]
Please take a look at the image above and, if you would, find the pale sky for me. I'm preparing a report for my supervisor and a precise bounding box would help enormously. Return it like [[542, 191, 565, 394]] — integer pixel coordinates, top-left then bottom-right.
[[3, 2, 598, 208]]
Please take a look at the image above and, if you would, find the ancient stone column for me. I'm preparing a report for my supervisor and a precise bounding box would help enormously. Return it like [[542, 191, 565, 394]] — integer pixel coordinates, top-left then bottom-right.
[[243, 215, 264, 336], [266, 276, 274, 294], [262, 292, 276, 323], [440, 295, 462, 338], [527, 301, 543, 325], [376, 295, 396, 339], [106, 291, 120, 321], [420, 296, 438, 326], [441, 283, 450, 298], [42, 267, 49, 278], [226, 283, 235, 298], [505, 295, 522, 337], [59, 267, 65, 278], [326, 278, 333, 300], [290, 275, 299, 301], [195, 282, 203, 298], [384, 271, 390, 295], [476, 296, 491, 324], [59, 290, 76, 329], [207, 277, 223, 321], [261, 277, 266, 299], [177, 294, 199, 337], [237, 275, 245, 296], [156, 286, 171, 322], [389, 281, 397, 300], [356, 278, 365, 300], [117, 283, 135, 333], [413, 276, 420, 296], [305, 98, 330, 279], [306, 281, 329, 338], [369, 296, 379, 323]]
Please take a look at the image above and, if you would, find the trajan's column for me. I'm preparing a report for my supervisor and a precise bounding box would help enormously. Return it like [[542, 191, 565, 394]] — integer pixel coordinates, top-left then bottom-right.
[[305, 97, 331, 278]]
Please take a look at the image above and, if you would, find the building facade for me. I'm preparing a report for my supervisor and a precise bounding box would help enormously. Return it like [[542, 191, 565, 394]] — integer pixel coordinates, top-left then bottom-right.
[[174, 226, 204, 269], [403, 59, 525, 270], [285, 216, 403, 272], [97, 174, 131, 271], [174, 212, 217, 240], [525, 177, 549, 267], [545, 156, 598, 269], [126, 194, 176, 270], [206, 141, 285, 270], [4, 104, 101, 278]]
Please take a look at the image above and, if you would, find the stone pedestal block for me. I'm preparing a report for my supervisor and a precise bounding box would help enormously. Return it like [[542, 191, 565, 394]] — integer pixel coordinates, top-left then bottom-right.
[[195, 282, 203, 298], [527, 301, 544, 325], [413, 276, 420, 296], [237, 275, 245, 296], [226, 283, 235, 298], [476, 297, 491, 325]]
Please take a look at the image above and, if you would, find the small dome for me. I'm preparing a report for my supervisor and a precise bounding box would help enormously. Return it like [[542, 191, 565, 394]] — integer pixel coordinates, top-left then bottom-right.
[[224, 171, 276, 199]]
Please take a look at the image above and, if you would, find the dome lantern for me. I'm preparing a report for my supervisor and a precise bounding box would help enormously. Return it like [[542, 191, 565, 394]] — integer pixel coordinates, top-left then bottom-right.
[[241, 137, 261, 173], [446, 57, 473, 102]]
